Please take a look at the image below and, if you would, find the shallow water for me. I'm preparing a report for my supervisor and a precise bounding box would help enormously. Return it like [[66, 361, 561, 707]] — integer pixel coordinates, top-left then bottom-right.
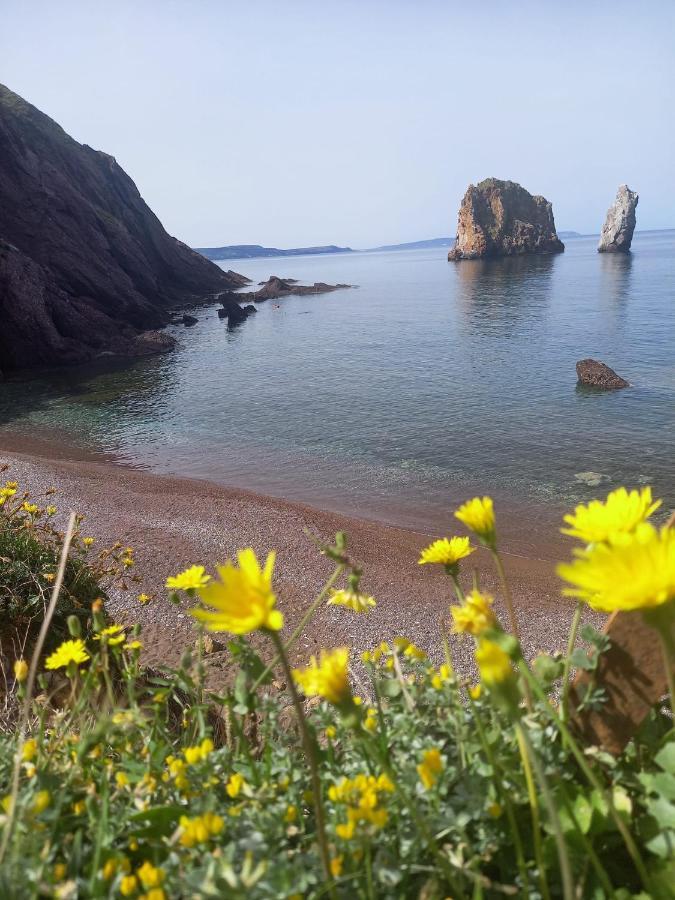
[[1, 232, 674, 529]]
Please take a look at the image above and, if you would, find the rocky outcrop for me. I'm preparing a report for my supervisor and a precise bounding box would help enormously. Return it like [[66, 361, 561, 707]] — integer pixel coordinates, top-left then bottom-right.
[[0, 83, 247, 374], [576, 359, 629, 390], [223, 277, 352, 304], [448, 178, 565, 261], [598, 185, 638, 253]]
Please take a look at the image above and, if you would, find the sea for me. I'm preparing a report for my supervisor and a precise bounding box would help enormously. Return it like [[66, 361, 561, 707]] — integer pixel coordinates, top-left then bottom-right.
[[1, 231, 673, 531]]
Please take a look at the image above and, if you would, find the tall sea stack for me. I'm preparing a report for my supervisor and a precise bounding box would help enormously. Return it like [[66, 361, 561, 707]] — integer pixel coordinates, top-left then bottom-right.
[[0, 83, 247, 374], [448, 178, 565, 261], [597, 185, 638, 253]]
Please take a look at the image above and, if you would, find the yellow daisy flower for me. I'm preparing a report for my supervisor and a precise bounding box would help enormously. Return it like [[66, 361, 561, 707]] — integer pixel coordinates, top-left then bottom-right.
[[450, 589, 497, 636], [166, 565, 211, 591], [418, 536, 474, 567], [45, 639, 90, 671], [327, 588, 376, 613], [454, 496, 496, 546], [293, 648, 351, 706], [94, 625, 126, 645], [475, 639, 513, 685], [561, 486, 662, 544], [190, 549, 282, 634], [417, 748, 444, 789], [557, 523, 675, 613]]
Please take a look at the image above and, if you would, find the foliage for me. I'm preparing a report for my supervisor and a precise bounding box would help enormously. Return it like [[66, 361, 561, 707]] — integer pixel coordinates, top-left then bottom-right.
[[0, 478, 673, 899]]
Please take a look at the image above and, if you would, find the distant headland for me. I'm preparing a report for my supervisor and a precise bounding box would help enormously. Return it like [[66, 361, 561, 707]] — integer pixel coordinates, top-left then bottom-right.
[[195, 237, 455, 261]]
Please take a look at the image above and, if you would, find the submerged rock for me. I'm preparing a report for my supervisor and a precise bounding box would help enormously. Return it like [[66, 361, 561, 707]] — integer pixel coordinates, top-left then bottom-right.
[[448, 178, 565, 260], [182, 314, 198, 327], [227, 277, 353, 304], [576, 358, 629, 390], [598, 185, 638, 253], [575, 471, 611, 488]]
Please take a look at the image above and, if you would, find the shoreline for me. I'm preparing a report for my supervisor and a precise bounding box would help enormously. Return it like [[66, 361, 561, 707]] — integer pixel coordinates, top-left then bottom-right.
[[0, 432, 593, 681]]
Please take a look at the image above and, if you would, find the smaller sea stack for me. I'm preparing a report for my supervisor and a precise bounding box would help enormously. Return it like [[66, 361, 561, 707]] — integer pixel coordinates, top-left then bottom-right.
[[598, 185, 638, 253], [448, 178, 565, 261]]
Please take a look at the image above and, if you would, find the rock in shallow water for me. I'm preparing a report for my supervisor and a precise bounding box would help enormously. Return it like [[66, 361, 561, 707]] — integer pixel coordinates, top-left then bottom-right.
[[448, 178, 565, 260], [598, 185, 638, 253], [576, 358, 629, 390]]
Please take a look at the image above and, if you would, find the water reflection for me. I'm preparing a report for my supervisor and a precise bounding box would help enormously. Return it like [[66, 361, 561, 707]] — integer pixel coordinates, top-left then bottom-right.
[[598, 251, 633, 311], [451, 253, 557, 332]]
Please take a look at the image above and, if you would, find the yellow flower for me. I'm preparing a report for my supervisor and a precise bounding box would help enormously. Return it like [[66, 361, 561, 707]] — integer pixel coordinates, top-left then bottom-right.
[[226, 772, 246, 798], [179, 811, 225, 847], [72, 800, 86, 815], [13, 659, 28, 682], [562, 486, 661, 544], [82, 536, 95, 547], [45, 639, 90, 671], [32, 790, 50, 814], [336, 821, 355, 840], [487, 801, 503, 818], [450, 589, 497, 636], [94, 625, 126, 645], [455, 496, 496, 545], [138, 593, 151, 605], [330, 855, 344, 877], [53, 863, 67, 880], [145, 889, 166, 900], [430, 663, 452, 690], [475, 639, 513, 685], [363, 708, 378, 732], [115, 772, 129, 789], [120, 875, 137, 896], [417, 748, 444, 790], [183, 738, 214, 765], [419, 536, 474, 567], [22, 739, 37, 762], [137, 861, 164, 888], [284, 804, 298, 823], [325, 725, 337, 740], [468, 684, 482, 700], [394, 637, 427, 660], [46, 505, 57, 516], [557, 524, 675, 613], [166, 564, 210, 591], [190, 550, 283, 633], [21, 502, 39, 515], [293, 648, 351, 706], [327, 588, 376, 613]]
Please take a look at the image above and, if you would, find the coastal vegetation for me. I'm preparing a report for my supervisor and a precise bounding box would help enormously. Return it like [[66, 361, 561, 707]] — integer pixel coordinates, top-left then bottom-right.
[[0, 479, 673, 898]]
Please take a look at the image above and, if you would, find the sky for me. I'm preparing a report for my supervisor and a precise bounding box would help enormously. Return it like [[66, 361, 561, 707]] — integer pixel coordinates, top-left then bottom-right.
[[3, 0, 674, 248]]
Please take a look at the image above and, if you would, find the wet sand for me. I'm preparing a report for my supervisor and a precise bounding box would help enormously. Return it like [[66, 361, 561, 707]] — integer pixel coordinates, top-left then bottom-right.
[[0, 433, 594, 685]]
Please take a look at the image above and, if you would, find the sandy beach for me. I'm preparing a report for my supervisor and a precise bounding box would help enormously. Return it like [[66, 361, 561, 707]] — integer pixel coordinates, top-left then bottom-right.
[[0, 432, 594, 685]]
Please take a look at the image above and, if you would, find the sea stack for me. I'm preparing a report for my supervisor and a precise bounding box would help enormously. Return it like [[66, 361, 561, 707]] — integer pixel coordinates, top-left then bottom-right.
[[448, 178, 565, 261], [597, 185, 638, 253]]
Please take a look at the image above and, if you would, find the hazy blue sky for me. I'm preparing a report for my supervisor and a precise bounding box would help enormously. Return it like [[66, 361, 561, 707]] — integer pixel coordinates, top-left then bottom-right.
[[3, 1, 674, 247]]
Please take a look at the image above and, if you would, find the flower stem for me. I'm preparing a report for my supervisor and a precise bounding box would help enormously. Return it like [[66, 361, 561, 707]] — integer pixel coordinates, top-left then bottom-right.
[[518, 659, 652, 890], [561, 601, 583, 723], [516, 723, 574, 900], [253, 563, 344, 690], [656, 623, 675, 717], [514, 724, 550, 900], [269, 631, 334, 895], [491, 549, 520, 640]]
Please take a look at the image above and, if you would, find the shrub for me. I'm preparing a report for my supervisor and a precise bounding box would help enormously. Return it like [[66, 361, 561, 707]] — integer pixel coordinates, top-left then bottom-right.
[[0, 482, 673, 899]]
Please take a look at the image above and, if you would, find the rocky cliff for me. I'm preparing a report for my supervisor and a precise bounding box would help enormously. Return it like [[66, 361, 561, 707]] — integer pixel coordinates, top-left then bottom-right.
[[0, 83, 246, 373], [448, 179, 565, 261], [598, 185, 638, 253]]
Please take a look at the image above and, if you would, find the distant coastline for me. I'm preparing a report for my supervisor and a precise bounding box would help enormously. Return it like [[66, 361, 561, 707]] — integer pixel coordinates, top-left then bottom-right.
[[195, 228, 673, 261]]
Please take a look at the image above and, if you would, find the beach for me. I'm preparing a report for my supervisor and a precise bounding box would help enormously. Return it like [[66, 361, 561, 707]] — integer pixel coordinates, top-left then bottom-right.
[[0, 432, 594, 686]]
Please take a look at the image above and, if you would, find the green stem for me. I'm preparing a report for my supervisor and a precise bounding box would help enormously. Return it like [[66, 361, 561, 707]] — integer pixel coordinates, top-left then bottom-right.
[[269, 631, 335, 896], [449, 571, 465, 602], [253, 564, 344, 690], [514, 723, 550, 900], [469, 695, 530, 897], [657, 626, 675, 717], [491, 549, 520, 640], [519, 660, 651, 890], [561, 601, 583, 723], [516, 723, 574, 900]]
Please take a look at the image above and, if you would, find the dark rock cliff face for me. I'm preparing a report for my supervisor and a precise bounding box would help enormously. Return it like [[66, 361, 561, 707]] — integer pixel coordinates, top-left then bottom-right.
[[0, 83, 246, 373], [448, 178, 565, 260]]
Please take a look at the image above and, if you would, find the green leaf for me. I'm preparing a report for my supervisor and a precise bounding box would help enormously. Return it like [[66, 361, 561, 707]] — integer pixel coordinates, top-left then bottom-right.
[[646, 829, 675, 860], [656, 742, 675, 775], [647, 797, 675, 830]]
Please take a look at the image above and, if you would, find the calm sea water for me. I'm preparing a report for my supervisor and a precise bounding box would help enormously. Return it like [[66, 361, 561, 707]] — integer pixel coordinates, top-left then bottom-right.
[[1, 232, 674, 529]]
